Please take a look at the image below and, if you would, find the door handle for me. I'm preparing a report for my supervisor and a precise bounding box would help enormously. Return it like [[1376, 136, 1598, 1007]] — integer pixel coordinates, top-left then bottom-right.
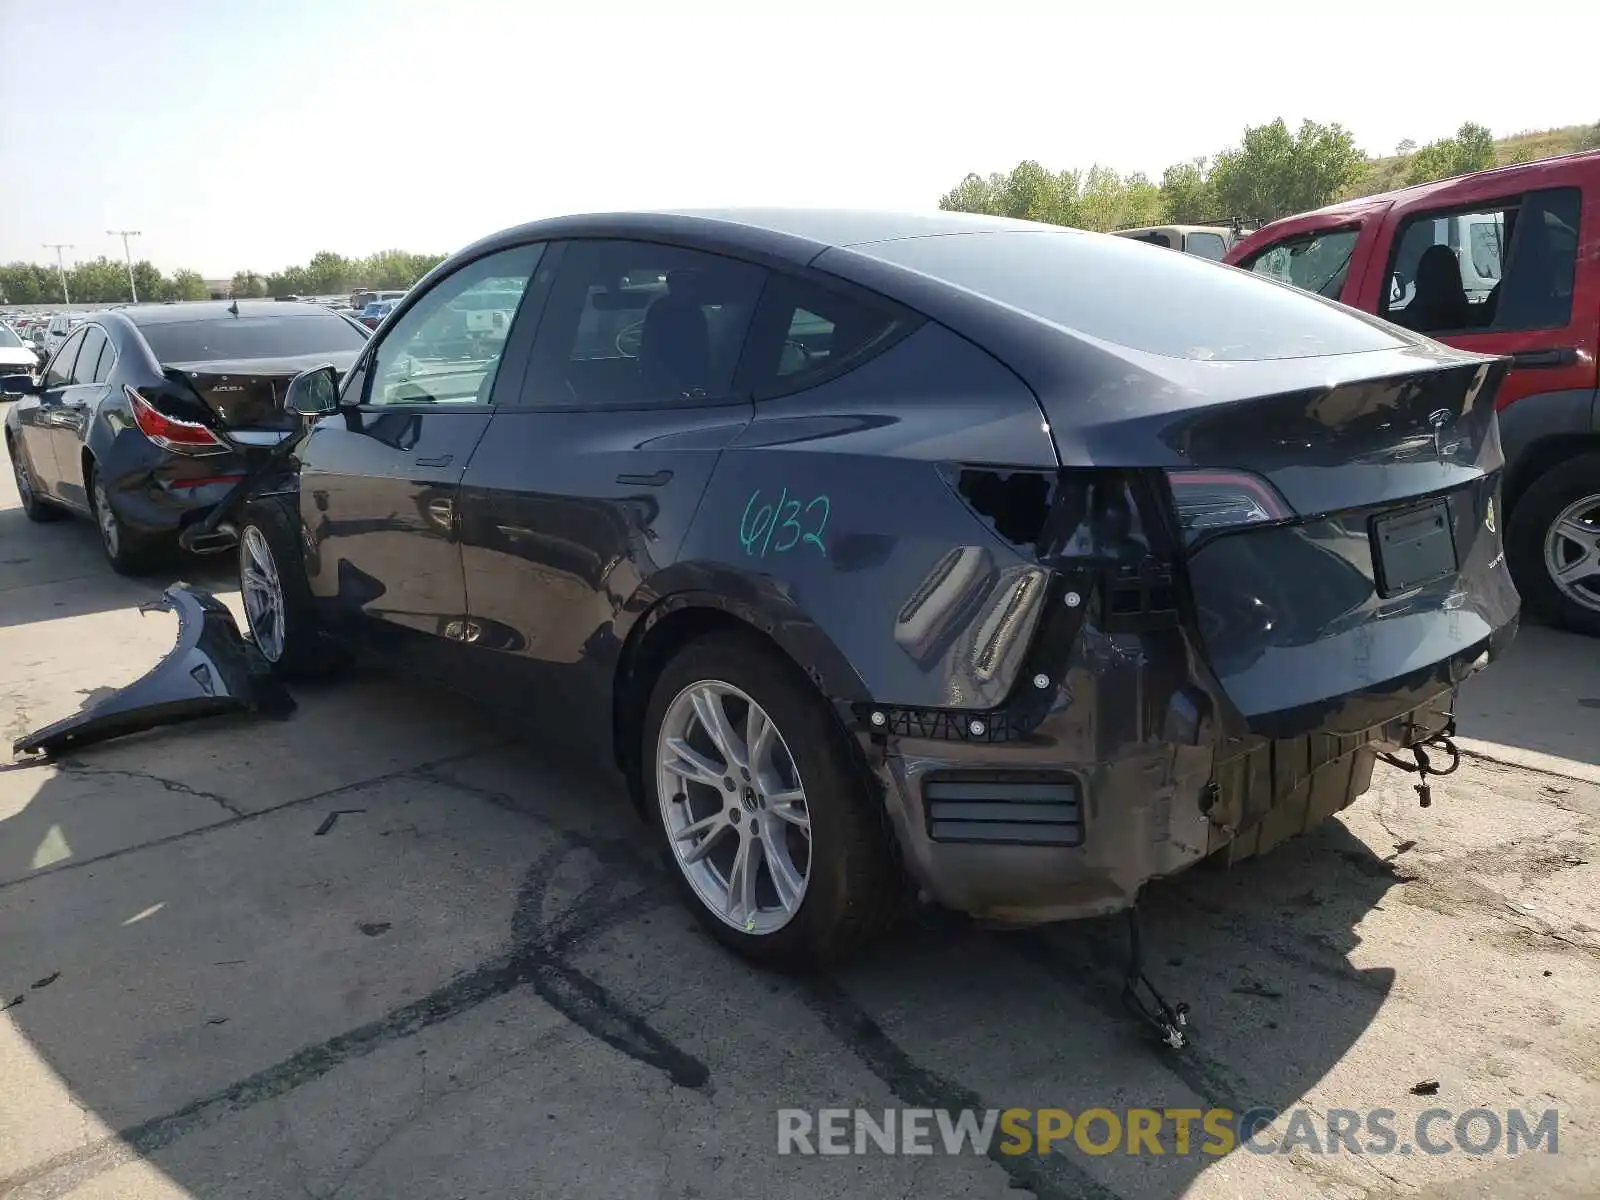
[[616, 469, 673, 487], [1509, 347, 1579, 369], [415, 454, 454, 467]]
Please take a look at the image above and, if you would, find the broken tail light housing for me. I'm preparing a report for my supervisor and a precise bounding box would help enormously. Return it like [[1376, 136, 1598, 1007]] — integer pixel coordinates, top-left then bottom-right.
[[1164, 469, 1293, 543], [127, 387, 230, 456]]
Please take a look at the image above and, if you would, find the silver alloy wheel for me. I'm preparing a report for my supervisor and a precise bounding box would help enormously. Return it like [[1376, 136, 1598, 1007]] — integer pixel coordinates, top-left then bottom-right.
[[1544, 493, 1600, 614], [240, 524, 286, 662], [655, 680, 812, 935], [92, 473, 118, 557]]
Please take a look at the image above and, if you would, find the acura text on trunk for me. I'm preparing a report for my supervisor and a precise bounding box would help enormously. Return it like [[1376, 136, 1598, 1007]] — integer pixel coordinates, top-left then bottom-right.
[[3, 301, 370, 572], [229, 209, 1519, 969]]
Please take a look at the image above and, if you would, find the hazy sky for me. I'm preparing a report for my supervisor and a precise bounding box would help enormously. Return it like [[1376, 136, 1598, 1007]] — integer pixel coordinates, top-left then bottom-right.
[[1, 0, 1594, 278]]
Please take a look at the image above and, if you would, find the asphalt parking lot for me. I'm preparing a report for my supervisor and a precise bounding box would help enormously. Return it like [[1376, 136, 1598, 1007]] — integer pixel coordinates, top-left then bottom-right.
[[2, 459, 1597, 1200]]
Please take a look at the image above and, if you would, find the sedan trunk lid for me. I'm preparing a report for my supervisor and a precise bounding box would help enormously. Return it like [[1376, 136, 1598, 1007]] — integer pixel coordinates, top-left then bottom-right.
[[163, 350, 361, 430]]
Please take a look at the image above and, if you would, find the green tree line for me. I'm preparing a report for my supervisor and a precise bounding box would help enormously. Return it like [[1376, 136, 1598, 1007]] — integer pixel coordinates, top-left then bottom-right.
[[939, 118, 1598, 232], [0, 258, 211, 305], [228, 249, 447, 301], [0, 247, 447, 306]]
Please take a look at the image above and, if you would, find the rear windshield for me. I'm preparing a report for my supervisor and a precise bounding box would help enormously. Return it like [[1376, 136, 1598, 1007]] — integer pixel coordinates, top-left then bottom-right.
[[858, 229, 1405, 362], [139, 312, 368, 363]]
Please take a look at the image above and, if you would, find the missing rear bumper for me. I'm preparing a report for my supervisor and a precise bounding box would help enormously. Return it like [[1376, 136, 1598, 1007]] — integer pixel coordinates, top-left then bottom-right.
[[12, 583, 293, 758]]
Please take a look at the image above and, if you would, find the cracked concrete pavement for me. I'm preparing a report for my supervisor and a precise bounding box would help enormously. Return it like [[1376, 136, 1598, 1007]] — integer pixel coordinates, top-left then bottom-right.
[[2, 452, 1598, 1199]]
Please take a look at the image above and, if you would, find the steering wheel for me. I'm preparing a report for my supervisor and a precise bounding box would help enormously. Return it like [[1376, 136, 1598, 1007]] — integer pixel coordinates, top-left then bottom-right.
[[615, 319, 645, 358]]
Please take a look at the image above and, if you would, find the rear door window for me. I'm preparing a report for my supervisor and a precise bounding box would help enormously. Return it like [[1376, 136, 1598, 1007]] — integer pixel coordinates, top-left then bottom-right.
[[1380, 188, 1581, 335], [70, 326, 108, 385], [1242, 227, 1362, 298], [521, 240, 765, 409]]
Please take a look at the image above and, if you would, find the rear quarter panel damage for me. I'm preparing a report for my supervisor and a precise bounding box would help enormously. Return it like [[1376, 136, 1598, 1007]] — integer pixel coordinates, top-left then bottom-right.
[[657, 320, 1059, 714]]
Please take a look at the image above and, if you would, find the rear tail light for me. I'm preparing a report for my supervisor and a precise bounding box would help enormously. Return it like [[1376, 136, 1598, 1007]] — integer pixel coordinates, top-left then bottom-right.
[[127, 387, 230, 456], [1165, 468, 1293, 541]]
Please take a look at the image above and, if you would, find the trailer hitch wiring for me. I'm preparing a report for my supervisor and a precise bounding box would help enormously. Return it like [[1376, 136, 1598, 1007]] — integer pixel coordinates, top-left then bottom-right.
[[1377, 718, 1460, 808]]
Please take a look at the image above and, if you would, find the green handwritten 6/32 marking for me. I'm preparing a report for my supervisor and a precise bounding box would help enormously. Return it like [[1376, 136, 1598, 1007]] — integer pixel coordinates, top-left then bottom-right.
[[740, 488, 830, 559]]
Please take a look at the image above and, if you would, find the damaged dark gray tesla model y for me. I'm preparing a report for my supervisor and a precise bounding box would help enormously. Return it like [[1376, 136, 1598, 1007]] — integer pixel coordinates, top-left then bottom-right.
[[182, 211, 1521, 979]]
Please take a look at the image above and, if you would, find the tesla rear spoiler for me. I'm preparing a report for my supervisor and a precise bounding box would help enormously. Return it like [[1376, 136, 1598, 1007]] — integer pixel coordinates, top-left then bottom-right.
[[12, 584, 294, 758]]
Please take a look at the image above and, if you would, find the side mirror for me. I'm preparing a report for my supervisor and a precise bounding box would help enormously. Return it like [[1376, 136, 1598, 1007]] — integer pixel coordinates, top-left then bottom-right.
[[285, 364, 341, 416], [1, 374, 40, 397]]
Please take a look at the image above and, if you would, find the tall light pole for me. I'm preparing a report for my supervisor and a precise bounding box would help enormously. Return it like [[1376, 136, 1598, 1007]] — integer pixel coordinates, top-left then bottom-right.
[[107, 229, 142, 302], [42, 243, 73, 304]]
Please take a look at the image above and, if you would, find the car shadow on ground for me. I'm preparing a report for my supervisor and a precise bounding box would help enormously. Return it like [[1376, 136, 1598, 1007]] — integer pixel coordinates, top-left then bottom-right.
[[0, 670, 1409, 1200], [0, 505, 235, 631]]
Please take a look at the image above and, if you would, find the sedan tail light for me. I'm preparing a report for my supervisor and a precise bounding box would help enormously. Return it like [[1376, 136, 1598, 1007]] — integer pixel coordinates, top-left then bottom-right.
[[127, 387, 230, 456], [1164, 468, 1293, 542]]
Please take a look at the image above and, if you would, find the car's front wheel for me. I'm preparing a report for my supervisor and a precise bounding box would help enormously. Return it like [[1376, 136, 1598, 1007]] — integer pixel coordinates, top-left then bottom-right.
[[642, 631, 901, 969], [6, 435, 65, 523], [1507, 453, 1600, 638], [237, 496, 334, 678]]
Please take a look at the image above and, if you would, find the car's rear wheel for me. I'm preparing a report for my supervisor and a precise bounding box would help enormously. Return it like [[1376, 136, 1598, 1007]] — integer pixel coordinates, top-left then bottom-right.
[[86, 461, 159, 574], [642, 631, 901, 969], [6, 435, 65, 522], [1507, 453, 1600, 638], [237, 495, 335, 678]]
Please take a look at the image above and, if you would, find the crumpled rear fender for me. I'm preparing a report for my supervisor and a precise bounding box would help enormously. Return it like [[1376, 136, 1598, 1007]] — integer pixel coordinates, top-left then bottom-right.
[[13, 584, 294, 757]]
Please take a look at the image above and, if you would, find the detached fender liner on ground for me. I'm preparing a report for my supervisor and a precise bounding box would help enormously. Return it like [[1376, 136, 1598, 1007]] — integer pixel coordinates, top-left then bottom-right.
[[12, 583, 294, 758]]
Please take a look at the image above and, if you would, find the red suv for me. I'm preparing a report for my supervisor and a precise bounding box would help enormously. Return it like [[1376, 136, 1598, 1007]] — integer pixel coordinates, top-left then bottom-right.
[[1226, 151, 1600, 635]]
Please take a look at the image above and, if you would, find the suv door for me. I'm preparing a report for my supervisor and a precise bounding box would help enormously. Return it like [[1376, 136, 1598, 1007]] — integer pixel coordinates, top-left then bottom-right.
[[44, 321, 115, 509], [1363, 186, 1595, 416], [453, 238, 766, 750], [296, 242, 548, 665], [26, 326, 89, 502]]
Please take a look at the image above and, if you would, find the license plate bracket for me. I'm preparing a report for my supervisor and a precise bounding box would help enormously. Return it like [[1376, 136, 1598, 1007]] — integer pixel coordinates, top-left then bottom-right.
[[1372, 500, 1457, 596]]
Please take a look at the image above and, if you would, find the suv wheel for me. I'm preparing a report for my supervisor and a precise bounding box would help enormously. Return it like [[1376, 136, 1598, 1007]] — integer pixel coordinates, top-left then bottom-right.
[[1507, 452, 1600, 637], [237, 496, 335, 678], [642, 631, 901, 968]]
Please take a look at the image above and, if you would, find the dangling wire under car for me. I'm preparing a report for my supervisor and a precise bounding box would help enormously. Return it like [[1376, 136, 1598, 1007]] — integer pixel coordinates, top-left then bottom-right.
[[1377, 718, 1461, 808]]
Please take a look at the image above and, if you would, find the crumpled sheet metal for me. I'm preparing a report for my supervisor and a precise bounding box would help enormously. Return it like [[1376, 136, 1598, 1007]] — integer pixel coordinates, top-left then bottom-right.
[[12, 583, 294, 757]]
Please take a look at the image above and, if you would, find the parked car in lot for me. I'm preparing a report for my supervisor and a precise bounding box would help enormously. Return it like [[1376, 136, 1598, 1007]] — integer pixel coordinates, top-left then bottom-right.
[[1226, 150, 1600, 635], [225, 208, 1517, 967], [0, 322, 42, 379], [1112, 223, 1251, 259], [2, 301, 370, 572], [42, 311, 91, 354], [358, 298, 400, 329]]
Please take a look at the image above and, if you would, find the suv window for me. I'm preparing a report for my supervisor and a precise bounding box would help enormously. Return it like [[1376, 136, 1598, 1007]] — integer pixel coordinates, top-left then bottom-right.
[[71, 326, 109, 385], [865, 229, 1401, 362], [1185, 231, 1227, 260], [44, 327, 86, 388], [522, 240, 765, 409], [1380, 188, 1581, 335], [1243, 227, 1361, 298], [365, 243, 543, 407], [739, 272, 909, 397]]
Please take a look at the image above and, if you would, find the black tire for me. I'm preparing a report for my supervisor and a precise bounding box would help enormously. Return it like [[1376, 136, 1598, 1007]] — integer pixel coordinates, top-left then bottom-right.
[[640, 630, 902, 969], [86, 460, 161, 574], [6, 434, 66, 522], [236, 495, 339, 678], [1506, 453, 1600, 638]]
